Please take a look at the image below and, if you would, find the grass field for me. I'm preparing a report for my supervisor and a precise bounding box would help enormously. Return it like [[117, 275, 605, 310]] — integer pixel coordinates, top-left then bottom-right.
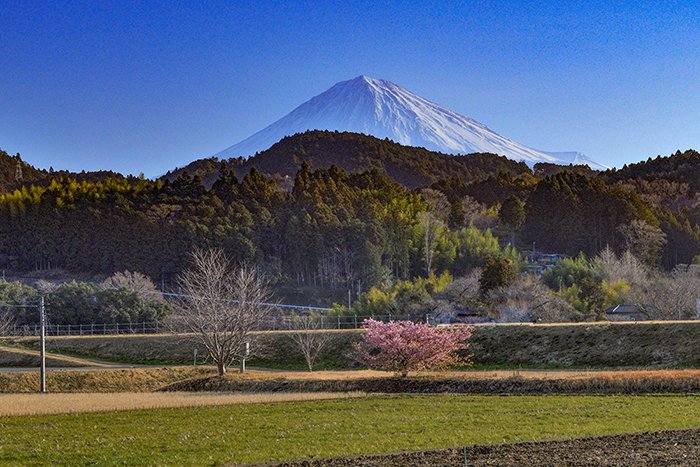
[[1, 394, 700, 465]]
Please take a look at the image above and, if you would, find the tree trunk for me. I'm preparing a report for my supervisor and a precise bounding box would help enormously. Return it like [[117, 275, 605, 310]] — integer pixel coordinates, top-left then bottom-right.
[[217, 361, 226, 376]]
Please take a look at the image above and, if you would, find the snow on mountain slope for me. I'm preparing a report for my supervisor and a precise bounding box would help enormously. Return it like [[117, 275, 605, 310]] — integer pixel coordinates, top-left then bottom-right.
[[217, 75, 605, 169], [542, 151, 609, 171]]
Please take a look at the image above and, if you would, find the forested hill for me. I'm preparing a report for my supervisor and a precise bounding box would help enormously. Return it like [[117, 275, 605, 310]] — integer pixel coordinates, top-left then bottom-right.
[[0, 147, 132, 195], [606, 149, 700, 191], [0, 138, 698, 290], [164, 130, 532, 189], [0, 149, 44, 193]]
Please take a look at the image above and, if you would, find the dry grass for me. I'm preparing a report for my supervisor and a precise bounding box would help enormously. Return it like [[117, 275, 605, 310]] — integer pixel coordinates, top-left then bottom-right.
[[230, 369, 390, 380], [0, 367, 212, 393], [164, 368, 700, 394], [5, 365, 700, 394], [209, 368, 700, 381], [0, 391, 366, 416]]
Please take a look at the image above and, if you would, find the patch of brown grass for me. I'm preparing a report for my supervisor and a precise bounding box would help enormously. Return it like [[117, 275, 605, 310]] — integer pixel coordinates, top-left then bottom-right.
[[214, 368, 700, 382], [163, 368, 700, 394], [6, 366, 700, 395], [0, 367, 212, 393], [0, 391, 366, 416]]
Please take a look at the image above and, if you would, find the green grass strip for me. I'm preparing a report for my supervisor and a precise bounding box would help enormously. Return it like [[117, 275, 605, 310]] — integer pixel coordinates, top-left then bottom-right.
[[1, 394, 700, 465]]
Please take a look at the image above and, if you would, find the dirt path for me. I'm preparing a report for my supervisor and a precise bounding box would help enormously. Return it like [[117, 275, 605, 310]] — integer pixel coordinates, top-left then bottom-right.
[[0, 344, 121, 368], [267, 428, 700, 466]]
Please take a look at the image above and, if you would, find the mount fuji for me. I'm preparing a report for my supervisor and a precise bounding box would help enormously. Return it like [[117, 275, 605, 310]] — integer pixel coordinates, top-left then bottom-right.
[[217, 76, 606, 169]]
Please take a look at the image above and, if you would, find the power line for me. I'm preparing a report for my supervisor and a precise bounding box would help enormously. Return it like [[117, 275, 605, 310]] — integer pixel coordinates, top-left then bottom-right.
[[1, 278, 333, 312], [155, 291, 331, 311], [0, 302, 41, 308]]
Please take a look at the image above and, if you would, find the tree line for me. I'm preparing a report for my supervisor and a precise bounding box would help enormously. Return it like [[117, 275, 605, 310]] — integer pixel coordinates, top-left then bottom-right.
[[0, 134, 698, 309]]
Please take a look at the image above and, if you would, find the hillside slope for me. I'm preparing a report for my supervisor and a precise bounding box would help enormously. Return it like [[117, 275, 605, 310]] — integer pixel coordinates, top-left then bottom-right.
[[166, 130, 532, 189]]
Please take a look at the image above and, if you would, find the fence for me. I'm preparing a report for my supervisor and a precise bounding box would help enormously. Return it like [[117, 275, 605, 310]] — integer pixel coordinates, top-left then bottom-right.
[[10, 321, 164, 337], [9, 314, 424, 337]]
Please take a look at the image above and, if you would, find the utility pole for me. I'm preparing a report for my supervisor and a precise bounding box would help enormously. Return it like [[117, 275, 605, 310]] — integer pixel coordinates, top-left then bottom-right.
[[240, 342, 250, 373], [0, 299, 47, 393], [14, 158, 23, 183], [39, 296, 46, 393]]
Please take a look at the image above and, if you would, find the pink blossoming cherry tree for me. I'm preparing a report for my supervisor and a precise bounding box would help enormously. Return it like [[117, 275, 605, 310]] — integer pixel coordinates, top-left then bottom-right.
[[353, 319, 472, 377]]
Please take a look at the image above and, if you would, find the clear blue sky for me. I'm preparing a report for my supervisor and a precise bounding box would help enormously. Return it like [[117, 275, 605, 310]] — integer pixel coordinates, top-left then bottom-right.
[[1, 0, 698, 176]]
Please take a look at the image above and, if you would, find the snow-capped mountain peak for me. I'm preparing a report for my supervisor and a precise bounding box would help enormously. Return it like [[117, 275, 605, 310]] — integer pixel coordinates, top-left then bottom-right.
[[217, 76, 606, 169]]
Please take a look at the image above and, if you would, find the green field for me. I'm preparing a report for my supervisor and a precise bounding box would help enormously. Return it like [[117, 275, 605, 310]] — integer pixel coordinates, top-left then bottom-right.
[[2, 394, 700, 465]]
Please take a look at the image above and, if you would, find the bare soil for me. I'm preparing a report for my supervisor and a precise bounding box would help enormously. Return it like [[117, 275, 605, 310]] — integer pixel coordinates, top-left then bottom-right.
[[265, 429, 700, 466]]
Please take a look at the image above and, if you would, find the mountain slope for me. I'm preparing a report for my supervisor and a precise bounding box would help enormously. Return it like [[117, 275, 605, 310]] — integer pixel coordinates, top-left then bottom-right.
[[217, 76, 606, 169]]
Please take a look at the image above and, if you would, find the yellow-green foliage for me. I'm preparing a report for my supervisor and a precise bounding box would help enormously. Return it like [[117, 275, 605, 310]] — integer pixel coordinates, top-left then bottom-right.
[[555, 284, 584, 312], [601, 279, 630, 309], [353, 272, 453, 316], [554, 278, 629, 317]]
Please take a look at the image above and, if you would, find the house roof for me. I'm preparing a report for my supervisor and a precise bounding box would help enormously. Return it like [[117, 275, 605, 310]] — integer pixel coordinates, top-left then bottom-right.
[[606, 304, 641, 314]]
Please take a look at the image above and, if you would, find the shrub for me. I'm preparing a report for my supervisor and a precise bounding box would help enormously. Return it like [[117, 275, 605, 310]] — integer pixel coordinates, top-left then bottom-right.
[[479, 256, 516, 295]]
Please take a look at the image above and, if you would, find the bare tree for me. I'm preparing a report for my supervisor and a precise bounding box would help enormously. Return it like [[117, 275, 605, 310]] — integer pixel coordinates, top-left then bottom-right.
[[489, 275, 578, 323], [618, 220, 667, 266], [34, 279, 59, 295], [288, 314, 332, 371], [419, 211, 444, 277], [461, 196, 496, 230], [441, 269, 481, 308], [627, 265, 700, 320], [593, 248, 647, 286], [102, 270, 164, 304], [170, 249, 277, 376], [0, 306, 15, 336], [420, 188, 451, 221]]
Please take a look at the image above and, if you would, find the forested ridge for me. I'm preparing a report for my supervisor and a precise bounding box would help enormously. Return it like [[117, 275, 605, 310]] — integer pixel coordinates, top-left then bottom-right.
[[0, 133, 698, 307], [163, 130, 532, 189], [0, 147, 133, 193]]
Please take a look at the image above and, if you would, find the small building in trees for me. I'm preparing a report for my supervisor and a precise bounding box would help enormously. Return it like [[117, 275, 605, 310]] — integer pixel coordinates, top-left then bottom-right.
[[431, 307, 493, 325], [528, 252, 566, 264], [605, 304, 647, 322], [524, 252, 567, 275]]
